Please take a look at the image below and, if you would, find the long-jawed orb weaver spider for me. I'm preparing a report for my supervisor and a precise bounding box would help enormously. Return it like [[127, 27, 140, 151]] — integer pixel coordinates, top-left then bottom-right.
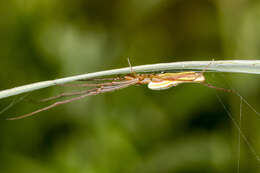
[[7, 61, 231, 120]]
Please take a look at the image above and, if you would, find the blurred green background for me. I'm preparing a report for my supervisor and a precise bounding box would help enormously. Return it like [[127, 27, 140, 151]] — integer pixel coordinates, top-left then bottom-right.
[[1, 0, 260, 172]]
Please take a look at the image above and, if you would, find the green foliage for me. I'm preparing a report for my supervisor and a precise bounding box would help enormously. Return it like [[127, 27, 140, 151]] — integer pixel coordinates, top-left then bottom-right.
[[1, 0, 260, 172]]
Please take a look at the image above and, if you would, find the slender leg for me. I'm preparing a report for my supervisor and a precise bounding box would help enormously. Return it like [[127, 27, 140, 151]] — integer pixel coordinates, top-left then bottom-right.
[[78, 76, 123, 82], [41, 80, 134, 102], [62, 80, 133, 87], [193, 60, 214, 81], [7, 91, 98, 120], [7, 79, 138, 120], [40, 89, 97, 102], [200, 82, 233, 93], [200, 59, 214, 74]]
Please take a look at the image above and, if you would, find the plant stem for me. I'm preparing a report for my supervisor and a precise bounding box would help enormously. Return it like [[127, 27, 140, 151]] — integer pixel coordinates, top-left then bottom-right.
[[0, 60, 260, 100]]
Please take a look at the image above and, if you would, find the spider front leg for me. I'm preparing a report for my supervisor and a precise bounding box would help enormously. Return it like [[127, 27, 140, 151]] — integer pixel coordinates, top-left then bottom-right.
[[62, 80, 134, 87], [78, 76, 124, 82], [6, 87, 102, 120], [40, 88, 98, 102], [7, 79, 139, 120], [41, 80, 134, 102]]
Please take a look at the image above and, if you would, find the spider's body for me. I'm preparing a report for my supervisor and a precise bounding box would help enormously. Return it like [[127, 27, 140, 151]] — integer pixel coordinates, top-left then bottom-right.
[[124, 72, 205, 90], [8, 70, 230, 120]]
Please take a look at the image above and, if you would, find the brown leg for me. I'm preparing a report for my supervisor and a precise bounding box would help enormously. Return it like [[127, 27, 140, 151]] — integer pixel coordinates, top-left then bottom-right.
[[62, 80, 133, 87], [78, 76, 123, 82], [41, 80, 134, 102], [40, 89, 97, 102], [7, 79, 138, 120], [200, 82, 233, 93], [7, 91, 98, 120]]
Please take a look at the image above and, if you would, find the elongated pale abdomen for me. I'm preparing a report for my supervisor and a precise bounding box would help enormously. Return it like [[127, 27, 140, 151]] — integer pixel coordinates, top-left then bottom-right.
[[148, 80, 180, 90], [148, 72, 205, 90]]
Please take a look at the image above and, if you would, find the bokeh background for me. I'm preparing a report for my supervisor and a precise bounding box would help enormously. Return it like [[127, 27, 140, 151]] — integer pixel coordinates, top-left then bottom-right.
[[1, 0, 260, 172]]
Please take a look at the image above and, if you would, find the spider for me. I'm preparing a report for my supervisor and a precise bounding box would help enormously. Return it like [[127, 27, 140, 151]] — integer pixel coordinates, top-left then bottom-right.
[[7, 60, 231, 120]]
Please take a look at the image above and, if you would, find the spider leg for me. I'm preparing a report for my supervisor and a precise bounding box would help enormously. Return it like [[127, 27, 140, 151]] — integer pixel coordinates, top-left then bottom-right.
[[40, 88, 97, 102], [41, 80, 133, 102], [95, 79, 138, 92], [7, 91, 98, 120], [62, 80, 133, 87], [200, 82, 233, 93], [78, 76, 124, 82], [7, 79, 138, 120]]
